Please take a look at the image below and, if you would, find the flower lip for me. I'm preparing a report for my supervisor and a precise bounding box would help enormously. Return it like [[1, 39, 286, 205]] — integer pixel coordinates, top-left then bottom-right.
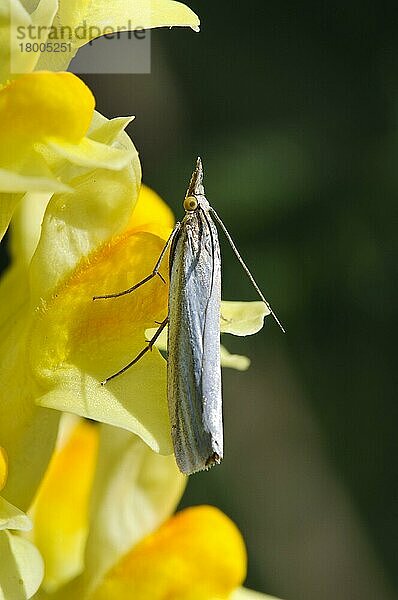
[[0, 72, 95, 144], [91, 504, 247, 600]]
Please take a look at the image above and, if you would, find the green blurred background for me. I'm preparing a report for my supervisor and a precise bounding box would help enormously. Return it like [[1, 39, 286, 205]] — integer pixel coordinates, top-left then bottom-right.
[[81, 2, 398, 598], [2, 1, 397, 598]]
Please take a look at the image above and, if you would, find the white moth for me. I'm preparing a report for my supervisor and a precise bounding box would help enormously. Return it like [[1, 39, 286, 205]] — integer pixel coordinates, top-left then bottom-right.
[[94, 158, 284, 474]]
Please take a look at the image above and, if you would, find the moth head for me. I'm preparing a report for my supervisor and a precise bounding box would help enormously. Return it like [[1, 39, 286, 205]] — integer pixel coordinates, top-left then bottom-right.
[[183, 195, 198, 212]]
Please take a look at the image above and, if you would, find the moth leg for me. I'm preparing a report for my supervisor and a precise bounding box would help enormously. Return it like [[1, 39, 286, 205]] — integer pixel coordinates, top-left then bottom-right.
[[101, 317, 168, 385], [93, 222, 181, 301], [220, 314, 232, 324]]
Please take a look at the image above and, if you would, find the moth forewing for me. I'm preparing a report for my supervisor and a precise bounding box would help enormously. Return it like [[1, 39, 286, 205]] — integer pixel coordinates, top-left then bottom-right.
[[167, 194, 223, 474]]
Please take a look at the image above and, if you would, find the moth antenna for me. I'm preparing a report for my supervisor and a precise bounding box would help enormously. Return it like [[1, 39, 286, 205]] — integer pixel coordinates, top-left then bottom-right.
[[209, 206, 286, 333]]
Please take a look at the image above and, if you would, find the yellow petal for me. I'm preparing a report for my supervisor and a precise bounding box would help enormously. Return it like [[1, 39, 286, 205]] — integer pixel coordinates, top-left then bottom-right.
[[0, 167, 71, 194], [29, 419, 99, 592], [92, 506, 247, 600], [128, 184, 175, 239], [0, 531, 44, 599], [0, 496, 32, 532], [83, 429, 186, 592], [36, 0, 200, 71], [0, 169, 68, 244], [147, 300, 269, 351], [0, 193, 20, 245], [0, 71, 94, 143], [0, 191, 51, 329], [0, 447, 7, 492], [0, 447, 33, 533], [0, 0, 57, 84], [48, 137, 135, 171], [7, 112, 138, 277], [28, 156, 140, 303], [23, 151, 173, 454], [32, 226, 171, 453], [10, 192, 53, 267], [87, 114, 135, 143], [232, 589, 284, 600], [0, 72, 96, 241], [0, 265, 28, 332], [220, 345, 250, 371], [220, 301, 269, 336], [0, 312, 61, 510], [55, 0, 200, 32], [0, 114, 151, 510]]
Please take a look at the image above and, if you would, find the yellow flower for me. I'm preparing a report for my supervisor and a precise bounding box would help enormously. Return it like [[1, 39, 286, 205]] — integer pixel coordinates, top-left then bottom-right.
[[0, 447, 6, 490], [27, 418, 99, 591], [0, 114, 268, 516], [91, 505, 246, 600], [24, 418, 278, 599], [2, 0, 199, 82], [0, 82, 141, 508], [0, 446, 44, 599], [0, 70, 135, 241]]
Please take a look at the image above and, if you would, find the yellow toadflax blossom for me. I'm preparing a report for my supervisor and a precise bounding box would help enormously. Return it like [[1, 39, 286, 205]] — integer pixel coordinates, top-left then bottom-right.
[[23, 417, 279, 600], [0, 71, 135, 241], [0, 72, 141, 511]]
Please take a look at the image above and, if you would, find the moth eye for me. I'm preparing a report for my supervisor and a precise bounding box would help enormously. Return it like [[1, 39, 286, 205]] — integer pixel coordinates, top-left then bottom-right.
[[184, 195, 198, 211]]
